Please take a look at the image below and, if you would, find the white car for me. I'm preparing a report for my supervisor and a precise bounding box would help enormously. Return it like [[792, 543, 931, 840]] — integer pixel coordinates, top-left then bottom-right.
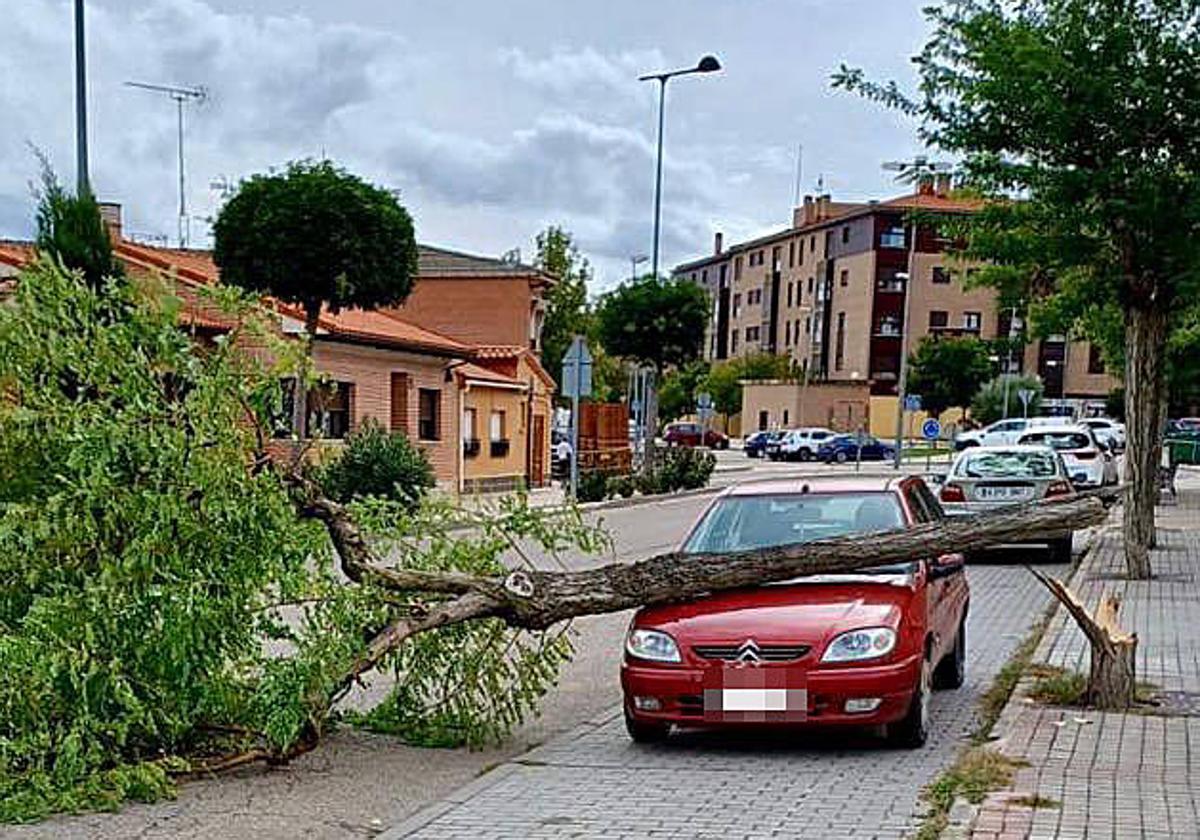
[[1080, 417, 1125, 452], [1015, 425, 1119, 488], [772, 427, 836, 461], [954, 416, 1067, 450]]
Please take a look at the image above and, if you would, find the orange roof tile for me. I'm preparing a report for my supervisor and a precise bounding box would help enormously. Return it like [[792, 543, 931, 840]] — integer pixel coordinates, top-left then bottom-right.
[[0, 240, 35, 269], [455, 361, 525, 387]]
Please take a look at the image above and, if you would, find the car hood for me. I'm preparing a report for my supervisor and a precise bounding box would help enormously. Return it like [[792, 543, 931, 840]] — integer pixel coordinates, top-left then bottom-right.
[[635, 579, 912, 646]]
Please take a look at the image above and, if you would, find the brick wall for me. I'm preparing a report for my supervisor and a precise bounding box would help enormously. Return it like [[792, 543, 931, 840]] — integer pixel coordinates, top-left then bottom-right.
[[395, 277, 534, 348]]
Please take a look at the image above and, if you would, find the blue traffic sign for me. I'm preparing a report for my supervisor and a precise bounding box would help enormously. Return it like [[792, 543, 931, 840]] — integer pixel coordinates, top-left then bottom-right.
[[921, 418, 942, 441], [904, 394, 923, 412]]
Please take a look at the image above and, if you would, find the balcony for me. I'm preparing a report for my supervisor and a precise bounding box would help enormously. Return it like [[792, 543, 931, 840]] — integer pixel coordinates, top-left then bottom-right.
[[490, 439, 511, 458], [876, 279, 905, 293], [463, 438, 481, 458], [879, 231, 907, 249]]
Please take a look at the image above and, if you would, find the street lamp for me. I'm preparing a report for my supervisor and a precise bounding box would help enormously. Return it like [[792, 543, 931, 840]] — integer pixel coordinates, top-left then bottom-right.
[[639, 55, 722, 282], [630, 253, 648, 281], [74, 0, 89, 193]]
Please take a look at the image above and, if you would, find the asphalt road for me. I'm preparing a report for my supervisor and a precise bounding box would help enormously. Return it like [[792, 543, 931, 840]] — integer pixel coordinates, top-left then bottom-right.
[[11, 458, 1051, 840]]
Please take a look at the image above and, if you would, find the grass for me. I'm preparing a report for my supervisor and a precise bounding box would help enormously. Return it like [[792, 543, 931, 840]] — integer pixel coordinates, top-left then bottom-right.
[[1025, 664, 1160, 708], [1010, 793, 1061, 809]]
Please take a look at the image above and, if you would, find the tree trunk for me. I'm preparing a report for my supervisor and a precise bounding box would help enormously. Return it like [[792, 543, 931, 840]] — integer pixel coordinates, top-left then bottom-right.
[[1029, 569, 1137, 710], [1123, 303, 1169, 579]]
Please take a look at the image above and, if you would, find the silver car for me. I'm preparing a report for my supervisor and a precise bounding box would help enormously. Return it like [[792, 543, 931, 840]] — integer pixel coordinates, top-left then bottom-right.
[[937, 445, 1077, 562]]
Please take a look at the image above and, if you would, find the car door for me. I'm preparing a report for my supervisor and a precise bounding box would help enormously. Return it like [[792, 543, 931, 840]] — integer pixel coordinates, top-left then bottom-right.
[[904, 481, 964, 661]]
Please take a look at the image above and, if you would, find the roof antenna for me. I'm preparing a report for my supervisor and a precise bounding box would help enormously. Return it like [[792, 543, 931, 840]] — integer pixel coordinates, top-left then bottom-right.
[[792, 142, 803, 208]]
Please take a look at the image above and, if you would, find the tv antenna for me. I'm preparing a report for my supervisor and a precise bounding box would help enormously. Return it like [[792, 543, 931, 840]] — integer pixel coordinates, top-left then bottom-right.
[[881, 154, 953, 188], [210, 175, 236, 201], [125, 81, 207, 247]]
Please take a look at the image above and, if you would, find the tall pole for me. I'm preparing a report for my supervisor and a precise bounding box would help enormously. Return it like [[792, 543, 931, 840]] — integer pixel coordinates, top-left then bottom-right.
[[650, 79, 667, 281], [1002, 305, 1017, 419], [892, 223, 918, 470], [74, 0, 89, 194], [176, 96, 187, 247]]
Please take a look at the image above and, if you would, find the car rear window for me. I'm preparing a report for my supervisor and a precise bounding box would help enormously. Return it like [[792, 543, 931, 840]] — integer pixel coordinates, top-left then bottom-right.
[[1018, 432, 1091, 450], [957, 450, 1059, 478], [683, 492, 906, 555]]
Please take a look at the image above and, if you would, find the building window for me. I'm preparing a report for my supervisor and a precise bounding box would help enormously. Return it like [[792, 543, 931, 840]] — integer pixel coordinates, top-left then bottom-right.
[[783, 409, 790, 426], [1088, 343, 1106, 374], [932, 266, 952, 284], [772, 246, 781, 271], [810, 234, 816, 251], [418, 388, 441, 441], [807, 276, 814, 295], [746, 326, 761, 342], [880, 225, 906, 249], [788, 241, 796, 267], [785, 321, 792, 346], [787, 282, 794, 308], [701, 269, 708, 285], [877, 269, 905, 293], [804, 316, 810, 335], [798, 239, 805, 263], [963, 311, 982, 332], [758, 410, 769, 431], [489, 410, 509, 457], [306, 380, 353, 439], [840, 269, 849, 287], [733, 292, 741, 317], [462, 407, 480, 457], [841, 226, 850, 244], [731, 329, 739, 353], [734, 256, 742, 280], [835, 313, 846, 371], [876, 314, 901, 337], [389, 372, 410, 434], [929, 310, 949, 329]]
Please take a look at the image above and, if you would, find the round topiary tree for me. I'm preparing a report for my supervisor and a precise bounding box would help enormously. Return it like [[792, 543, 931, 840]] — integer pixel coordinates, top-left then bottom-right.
[[212, 159, 418, 339]]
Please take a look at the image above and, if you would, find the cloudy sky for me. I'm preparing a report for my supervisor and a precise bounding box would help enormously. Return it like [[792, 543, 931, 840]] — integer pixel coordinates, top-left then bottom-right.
[[1, 0, 935, 289]]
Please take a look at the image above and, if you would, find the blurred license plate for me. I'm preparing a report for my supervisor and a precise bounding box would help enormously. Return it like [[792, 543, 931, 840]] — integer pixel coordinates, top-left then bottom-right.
[[703, 670, 807, 721], [975, 486, 1032, 500]]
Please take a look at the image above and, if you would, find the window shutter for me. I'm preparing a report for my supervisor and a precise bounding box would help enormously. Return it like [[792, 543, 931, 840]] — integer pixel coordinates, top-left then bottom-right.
[[390, 373, 410, 434]]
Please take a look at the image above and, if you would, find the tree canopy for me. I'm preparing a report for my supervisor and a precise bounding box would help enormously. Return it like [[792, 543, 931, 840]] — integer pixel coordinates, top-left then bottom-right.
[[971, 374, 1044, 426], [534, 226, 593, 391], [596, 275, 709, 373], [905, 336, 996, 419], [703, 353, 796, 418], [835, 0, 1200, 576], [33, 162, 123, 289], [213, 160, 418, 336], [658, 360, 712, 423]]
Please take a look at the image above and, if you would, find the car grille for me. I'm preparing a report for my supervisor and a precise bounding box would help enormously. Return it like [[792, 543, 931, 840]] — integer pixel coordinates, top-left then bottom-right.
[[692, 644, 811, 662]]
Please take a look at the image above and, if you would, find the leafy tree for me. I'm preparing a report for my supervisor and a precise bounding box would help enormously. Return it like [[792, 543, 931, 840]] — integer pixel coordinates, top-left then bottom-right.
[[213, 160, 418, 339], [596, 275, 709, 373], [906, 336, 996, 419], [971, 374, 1044, 426], [703, 353, 796, 418], [33, 161, 123, 289], [534, 227, 593, 391], [658, 360, 711, 423], [835, 0, 1200, 577]]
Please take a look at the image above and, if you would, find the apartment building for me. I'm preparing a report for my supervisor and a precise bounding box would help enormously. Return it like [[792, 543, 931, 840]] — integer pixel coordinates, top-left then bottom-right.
[[675, 179, 1117, 435]]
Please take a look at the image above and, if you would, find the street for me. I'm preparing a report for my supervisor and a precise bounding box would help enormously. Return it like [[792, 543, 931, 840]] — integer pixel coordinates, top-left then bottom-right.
[[9, 460, 1068, 840]]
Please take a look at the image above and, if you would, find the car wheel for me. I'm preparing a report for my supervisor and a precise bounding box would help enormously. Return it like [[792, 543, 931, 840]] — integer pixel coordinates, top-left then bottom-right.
[[1050, 534, 1074, 564], [719, 440, 729, 450], [624, 710, 669, 744], [933, 617, 966, 690], [835, 450, 849, 463], [888, 656, 932, 749], [799, 448, 812, 462]]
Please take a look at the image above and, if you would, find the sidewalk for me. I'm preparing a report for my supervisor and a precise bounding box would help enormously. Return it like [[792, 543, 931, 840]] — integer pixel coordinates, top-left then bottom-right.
[[965, 470, 1200, 840]]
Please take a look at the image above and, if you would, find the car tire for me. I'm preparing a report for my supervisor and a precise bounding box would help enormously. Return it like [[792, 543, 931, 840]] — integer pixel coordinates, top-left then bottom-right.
[[1050, 534, 1073, 564], [624, 710, 669, 744], [835, 451, 849, 464], [934, 618, 966, 690], [888, 657, 932, 749], [799, 448, 812, 462]]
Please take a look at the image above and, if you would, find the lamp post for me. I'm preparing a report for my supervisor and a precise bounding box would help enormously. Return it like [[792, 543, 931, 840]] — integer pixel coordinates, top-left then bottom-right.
[[74, 0, 89, 194], [639, 55, 722, 282], [630, 253, 648, 281]]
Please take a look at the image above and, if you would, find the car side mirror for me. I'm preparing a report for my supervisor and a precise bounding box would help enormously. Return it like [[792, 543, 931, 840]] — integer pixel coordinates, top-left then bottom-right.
[[929, 553, 965, 580]]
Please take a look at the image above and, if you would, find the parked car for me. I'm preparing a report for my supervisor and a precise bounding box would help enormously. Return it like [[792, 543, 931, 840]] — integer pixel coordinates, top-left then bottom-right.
[[1015, 425, 1118, 488], [773, 427, 837, 461], [1079, 417, 1125, 452], [938, 445, 1078, 562], [818, 434, 896, 463], [953, 416, 1069, 450], [621, 476, 969, 748], [663, 422, 729, 450], [763, 429, 794, 461], [743, 430, 779, 458]]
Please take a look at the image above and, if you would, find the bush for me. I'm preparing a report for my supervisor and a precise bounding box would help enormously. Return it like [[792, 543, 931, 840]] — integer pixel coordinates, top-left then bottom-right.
[[316, 420, 435, 511], [575, 470, 610, 502], [659, 447, 717, 491], [971, 375, 1043, 425], [607, 474, 636, 498]]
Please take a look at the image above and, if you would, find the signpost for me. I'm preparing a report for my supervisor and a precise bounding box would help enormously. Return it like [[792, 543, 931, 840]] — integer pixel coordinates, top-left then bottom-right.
[[921, 418, 941, 471], [1018, 388, 1036, 419], [696, 392, 714, 444], [561, 336, 593, 497]]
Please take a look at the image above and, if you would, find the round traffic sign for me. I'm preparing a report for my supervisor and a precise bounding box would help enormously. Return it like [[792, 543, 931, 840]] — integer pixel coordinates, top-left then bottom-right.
[[921, 418, 941, 441]]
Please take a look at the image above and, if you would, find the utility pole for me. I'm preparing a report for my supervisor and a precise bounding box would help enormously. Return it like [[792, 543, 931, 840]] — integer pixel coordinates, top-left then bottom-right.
[[125, 81, 207, 247], [74, 0, 89, 194]]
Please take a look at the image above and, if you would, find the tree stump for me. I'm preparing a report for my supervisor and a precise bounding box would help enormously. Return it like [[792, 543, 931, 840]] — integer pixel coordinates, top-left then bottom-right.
[[1029, 569, 1137, 710]]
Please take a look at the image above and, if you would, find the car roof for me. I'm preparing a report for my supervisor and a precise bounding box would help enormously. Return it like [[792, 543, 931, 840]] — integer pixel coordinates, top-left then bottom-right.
[[957, 444, 1058, 455], [1017, 424, 1090, 435], [721, 476, 907, 497]]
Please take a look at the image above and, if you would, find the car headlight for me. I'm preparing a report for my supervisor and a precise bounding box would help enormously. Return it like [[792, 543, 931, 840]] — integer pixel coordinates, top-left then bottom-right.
[[625, 628, 681, 663], [821, 627, 897, 663]]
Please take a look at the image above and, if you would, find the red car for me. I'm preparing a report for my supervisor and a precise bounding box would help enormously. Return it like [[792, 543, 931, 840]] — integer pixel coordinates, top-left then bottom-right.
[[662, 422, 729, 449], [621, 476, 969, 748]]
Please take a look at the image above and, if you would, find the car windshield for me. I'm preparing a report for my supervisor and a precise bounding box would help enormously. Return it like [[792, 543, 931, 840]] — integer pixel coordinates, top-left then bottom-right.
[[1019, 431, 1091, 450], [683, 492, 915, 576], [958, 450, 1059, 479]]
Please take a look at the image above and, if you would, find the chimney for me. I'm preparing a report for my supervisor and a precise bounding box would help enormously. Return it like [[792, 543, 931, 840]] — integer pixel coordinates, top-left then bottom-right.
[[917, 178, 935, 197], [817, 193, 832, 219], [713, 231, 724, 255], [801, 195, 816, 226], [934, 173, 953, 197], [97, 202, 123, 243]]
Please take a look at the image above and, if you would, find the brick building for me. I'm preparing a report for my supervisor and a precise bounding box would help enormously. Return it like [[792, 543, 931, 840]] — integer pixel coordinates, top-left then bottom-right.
[[674, 180, 1117, 435]]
